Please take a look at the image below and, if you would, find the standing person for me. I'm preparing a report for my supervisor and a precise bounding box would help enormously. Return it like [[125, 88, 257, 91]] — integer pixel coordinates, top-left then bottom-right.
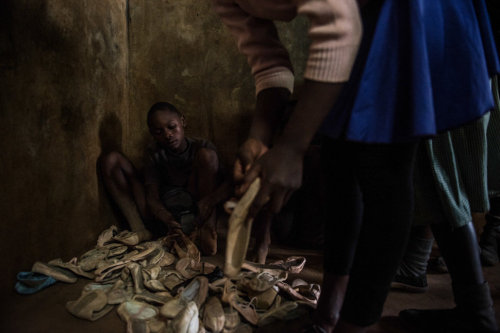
[[480, 75, 500, 266], [399, 113, 498, 333], [212, 1, 499, 332], [99, 102, 230, 255], [480, 0, 500, 267]]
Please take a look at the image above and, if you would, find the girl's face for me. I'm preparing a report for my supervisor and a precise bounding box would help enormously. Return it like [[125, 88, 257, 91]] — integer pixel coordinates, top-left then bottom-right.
[[149, 110, 186, 152]]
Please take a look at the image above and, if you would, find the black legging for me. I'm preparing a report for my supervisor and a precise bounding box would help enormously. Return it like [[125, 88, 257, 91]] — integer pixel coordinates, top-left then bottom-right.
[[320, 137, 418, 326]]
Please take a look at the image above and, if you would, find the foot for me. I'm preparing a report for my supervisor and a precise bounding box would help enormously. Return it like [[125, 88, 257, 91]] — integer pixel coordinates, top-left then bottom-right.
[[198, 224, 217, 256], [248, 243, 269, 264], [427, 256, 449, 273], [391, 273, 428, 293]]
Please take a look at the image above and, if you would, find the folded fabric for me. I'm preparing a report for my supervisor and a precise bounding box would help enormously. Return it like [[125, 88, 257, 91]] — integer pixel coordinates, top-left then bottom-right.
[[15, 272, 57, 295]]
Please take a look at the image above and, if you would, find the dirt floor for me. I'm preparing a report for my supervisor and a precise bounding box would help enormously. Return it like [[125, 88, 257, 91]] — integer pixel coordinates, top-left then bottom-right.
[[2, 239, 499, 333]]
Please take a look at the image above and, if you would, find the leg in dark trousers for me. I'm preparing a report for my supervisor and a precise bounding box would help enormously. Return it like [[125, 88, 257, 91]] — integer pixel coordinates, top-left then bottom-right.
[[338, 142, 417, 331], [315, 139, 417, 332], [400, 222, 498, 333]]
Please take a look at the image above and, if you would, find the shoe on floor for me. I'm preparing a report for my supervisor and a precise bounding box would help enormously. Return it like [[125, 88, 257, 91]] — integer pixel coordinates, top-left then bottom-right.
[[391, 273, 428, 293], [427, 256, 449, 274], [15, 272, 57, 295], [32, 261, 78, 283]]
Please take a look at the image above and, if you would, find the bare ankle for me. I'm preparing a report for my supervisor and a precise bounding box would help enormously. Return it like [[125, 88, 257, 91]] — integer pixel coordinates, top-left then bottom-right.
[[313, 311, 338, 333]]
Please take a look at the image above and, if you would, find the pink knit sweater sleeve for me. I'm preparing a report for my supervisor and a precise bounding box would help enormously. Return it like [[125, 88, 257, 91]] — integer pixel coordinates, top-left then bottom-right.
[[212, 0, 362, 94], [298, 0, 362, 83]]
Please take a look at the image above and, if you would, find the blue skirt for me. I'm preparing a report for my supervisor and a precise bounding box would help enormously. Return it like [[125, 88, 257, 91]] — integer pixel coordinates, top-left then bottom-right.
[[320, 0, 500, 143]]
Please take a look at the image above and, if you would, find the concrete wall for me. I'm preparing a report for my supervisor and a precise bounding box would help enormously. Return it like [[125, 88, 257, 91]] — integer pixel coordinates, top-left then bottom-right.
[[0, 0, 308, 294], [0, 0, 129, 294], [125, 0, 308, 167]]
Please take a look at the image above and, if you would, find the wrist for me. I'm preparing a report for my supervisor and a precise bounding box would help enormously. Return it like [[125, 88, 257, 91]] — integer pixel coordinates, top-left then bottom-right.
[[274, 134, 309, 156], [252, 87, 291, 144], [156, 207, 172, 219]]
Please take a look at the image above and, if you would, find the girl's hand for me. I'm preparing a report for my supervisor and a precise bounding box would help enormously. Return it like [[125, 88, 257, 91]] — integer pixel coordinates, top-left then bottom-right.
[[233, 138, 268, 195], [244, 143, 303, 217]]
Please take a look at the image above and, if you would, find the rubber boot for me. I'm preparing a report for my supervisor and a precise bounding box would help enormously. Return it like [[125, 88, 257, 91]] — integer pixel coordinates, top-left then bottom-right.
[[399, 223, 498, 332], [480, 213, 500, 266], [400, 282, 498, 333]]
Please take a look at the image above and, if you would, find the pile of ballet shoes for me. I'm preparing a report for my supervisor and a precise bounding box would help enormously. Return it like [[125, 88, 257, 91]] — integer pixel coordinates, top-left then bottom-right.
[[20, 225, 321, 333]]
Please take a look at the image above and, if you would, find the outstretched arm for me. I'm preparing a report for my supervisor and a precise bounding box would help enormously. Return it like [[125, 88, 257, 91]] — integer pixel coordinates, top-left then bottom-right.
[[234, 87, 291, 195], [246, 79, 344, 216], [213, 0, 362, 214]]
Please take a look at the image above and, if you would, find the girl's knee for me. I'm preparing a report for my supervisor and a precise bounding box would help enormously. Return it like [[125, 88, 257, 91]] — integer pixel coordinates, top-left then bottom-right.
[[99, 151, 131, 177]]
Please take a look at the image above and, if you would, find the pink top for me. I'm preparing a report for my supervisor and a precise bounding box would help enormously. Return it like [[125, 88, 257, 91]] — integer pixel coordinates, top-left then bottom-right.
[[212, 0, 362, 94]]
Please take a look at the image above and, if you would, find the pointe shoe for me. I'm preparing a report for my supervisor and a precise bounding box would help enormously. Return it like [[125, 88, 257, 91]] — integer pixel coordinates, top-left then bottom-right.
[[176, 257, 217, 279], [94, 260, 128, 283], [107, 280, 134, 304], [117, 300, 159, 333], [32, 261, 78, 283], [113, 230, 141, 246], [257, 301, 303, 327], [169, 232, 201, 262], [79, 247, 110, 271], [203, 296, 225, 333], [15, 272, 57, 295], [142, 266, 167, 292], [66, 289, 114, 321], [179, 276, 209, 308], [247, 285, 279, 310], [224, 178, 261, 277], [104, 243, 129, 258], [48, 258, 95, 279], [167, 301, 199, 333], [277, 280, 320, 308], [144, 279, 168, 292], [160, 276, 208, 319], [132, 291, 171, 306], [268, 256, 307, 274], [237, 270, 287, 293], [223, 306, 241, 330], [208, 277, 228, 294], [242, 256, 307, 274], [160, 270, 186, 291], [125, 262, 146, 294], [221, 279, 259, 325], [96, 225, 118, 247], [81, 282, 114, 295], [158, 251, 176, 267]]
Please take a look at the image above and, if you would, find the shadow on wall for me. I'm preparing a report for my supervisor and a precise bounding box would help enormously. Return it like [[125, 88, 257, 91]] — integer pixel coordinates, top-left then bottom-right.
[[98, 112, 123, 154], [96, 112, 124, 229]]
